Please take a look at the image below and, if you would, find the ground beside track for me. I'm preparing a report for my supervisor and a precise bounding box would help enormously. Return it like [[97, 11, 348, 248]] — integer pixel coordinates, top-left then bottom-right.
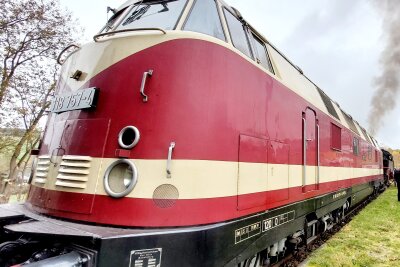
[[304, 187, 400, 267]]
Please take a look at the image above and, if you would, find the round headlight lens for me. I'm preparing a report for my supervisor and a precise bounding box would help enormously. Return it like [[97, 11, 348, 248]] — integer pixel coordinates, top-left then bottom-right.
[[104, 159, 138, 198]]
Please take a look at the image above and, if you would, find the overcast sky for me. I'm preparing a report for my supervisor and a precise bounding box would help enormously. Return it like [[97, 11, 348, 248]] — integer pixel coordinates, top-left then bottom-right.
[[59, 0, 400, 149]]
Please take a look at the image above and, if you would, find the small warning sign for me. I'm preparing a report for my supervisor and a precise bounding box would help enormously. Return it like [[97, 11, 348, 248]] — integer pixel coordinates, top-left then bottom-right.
[[129, 248, 162, 267]]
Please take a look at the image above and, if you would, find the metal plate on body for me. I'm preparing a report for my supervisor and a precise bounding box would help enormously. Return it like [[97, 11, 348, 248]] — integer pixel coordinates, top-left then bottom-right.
[[50, 87, 99, 113], [129, 248, 162, 267]]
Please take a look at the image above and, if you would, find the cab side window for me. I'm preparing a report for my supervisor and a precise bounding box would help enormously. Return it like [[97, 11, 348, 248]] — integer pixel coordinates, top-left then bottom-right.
[[250, 34, 274, 73], [353, 137, 359, 156], [184, 0, 225, 41], [223, 9, 252, 58]]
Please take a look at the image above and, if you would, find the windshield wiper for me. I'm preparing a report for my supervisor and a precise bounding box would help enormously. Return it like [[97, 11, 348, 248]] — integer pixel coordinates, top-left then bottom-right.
[[123, 5, 151, 26], [141, 0, 177, 4], [158, 3, 169, 13]]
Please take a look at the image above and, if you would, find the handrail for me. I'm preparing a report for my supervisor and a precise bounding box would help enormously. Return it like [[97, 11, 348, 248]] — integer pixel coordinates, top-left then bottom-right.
[[166, 142, 175, 178], [317, 124, 320, 189], [57, 44, 80, 65], [302, 117, 306, 191], [93, 28, 166, 42]]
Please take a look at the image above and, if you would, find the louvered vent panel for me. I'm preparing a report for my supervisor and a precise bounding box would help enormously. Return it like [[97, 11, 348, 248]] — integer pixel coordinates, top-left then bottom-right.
[[34, 156, 51, 185], [317, 87, 340, 120], [56, 156, 91, 189]]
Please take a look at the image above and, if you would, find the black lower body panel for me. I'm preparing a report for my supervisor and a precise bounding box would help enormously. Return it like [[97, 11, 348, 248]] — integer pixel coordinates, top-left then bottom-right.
[[0, 181, 380, 267]]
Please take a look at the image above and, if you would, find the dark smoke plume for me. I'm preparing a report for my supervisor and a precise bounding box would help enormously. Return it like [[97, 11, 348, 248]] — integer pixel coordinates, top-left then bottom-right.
[[368, 0, 400, 135]]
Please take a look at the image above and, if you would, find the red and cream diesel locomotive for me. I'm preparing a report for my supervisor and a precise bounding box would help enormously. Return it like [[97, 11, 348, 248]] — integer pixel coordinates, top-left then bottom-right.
[[0, 0, 384, 266]]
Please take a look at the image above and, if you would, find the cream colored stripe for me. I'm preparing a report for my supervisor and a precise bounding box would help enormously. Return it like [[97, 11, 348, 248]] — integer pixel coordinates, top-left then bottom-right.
[[61, 31, 244, 93], [33, 156, 381, 199]]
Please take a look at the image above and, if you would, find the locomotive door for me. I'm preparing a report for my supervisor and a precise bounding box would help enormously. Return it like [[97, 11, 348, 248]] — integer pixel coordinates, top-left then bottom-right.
[[237, 135, 269, 210], [302, 108, 319, 192]]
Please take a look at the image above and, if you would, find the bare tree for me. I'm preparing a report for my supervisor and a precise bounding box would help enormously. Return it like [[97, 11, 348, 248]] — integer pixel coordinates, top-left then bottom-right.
[[0, 0, 79, 106], [0, 0, 81, 201], [6, 62, 58, 183]]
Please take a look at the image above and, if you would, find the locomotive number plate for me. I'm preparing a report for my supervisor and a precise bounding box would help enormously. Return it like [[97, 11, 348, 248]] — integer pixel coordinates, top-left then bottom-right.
[[50, 87, 98, 113], [234, 210, 295, 244], [262, 210, 295, 232]]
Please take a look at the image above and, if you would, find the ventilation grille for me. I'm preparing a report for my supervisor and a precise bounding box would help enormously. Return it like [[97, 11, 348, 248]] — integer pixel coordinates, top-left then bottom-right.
[[34, 156, 51, 185], [56, 156, 91, 189], [153, 184, 179, 208], [317, 87, 340, 120], [360, 128, 372, 144], [341, 111, 360, 136]]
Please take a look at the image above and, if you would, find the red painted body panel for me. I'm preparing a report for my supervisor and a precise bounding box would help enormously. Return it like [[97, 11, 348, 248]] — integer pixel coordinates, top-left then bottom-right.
[[28, 38, 383, 227], [39, 39, 380, 168]]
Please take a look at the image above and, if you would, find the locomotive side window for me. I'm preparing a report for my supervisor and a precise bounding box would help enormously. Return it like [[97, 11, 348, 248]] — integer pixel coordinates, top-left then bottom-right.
[[250, 34, 274, 73], [183, 0, 225, 41], [116, 0, 188, 31], [361, 144, 367, 161], [368, 146, 372, 160], [223, 9, 253, 58], [331, 123, 341, 151], [353, 137, 359, 156]]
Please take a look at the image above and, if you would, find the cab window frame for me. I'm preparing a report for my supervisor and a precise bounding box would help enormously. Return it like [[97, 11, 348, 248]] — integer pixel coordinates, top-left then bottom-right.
[[182, 0, 226, 41], [353, 137, 359, 156], [100, 6, 131, 33], [248, 31, 275, 74], [222, 7, 254, 59], [112, 0, 190, 31], [368, 145, 372, 160]]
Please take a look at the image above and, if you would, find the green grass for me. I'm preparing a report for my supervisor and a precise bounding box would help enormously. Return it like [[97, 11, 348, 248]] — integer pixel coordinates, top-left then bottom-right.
[[306, 187, 400, 267], [8, 194, 27, 203]]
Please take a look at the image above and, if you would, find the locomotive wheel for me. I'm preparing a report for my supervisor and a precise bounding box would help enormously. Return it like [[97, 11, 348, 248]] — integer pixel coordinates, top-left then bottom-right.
[[239, 253, 261, 267], [0, 241, 26, 266]]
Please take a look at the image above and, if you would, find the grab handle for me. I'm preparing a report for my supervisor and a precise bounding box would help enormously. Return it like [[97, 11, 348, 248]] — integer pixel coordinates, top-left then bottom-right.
[[57, 44, 80, 65], [140, 69, 153, 102], [166, 142, 175, 178]]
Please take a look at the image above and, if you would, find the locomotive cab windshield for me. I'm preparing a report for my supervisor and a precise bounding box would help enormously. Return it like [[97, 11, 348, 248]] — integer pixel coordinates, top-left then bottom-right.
[[101, 0, 226, 41], [103, 0, 187, 32]]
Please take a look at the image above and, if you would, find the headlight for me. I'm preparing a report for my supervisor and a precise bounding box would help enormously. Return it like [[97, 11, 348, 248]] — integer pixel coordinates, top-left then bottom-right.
[[104, 159, 138, 198]]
